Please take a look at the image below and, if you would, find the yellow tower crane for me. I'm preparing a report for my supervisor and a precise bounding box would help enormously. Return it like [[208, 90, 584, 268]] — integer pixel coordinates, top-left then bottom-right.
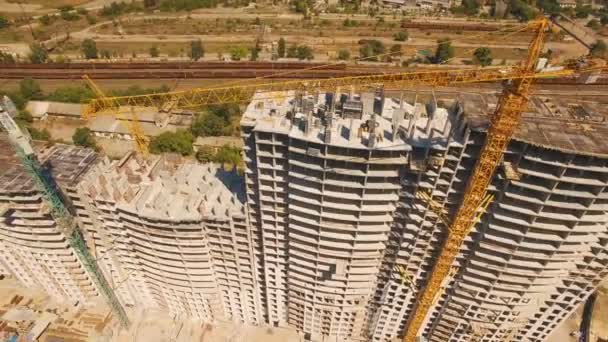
[[82, 75, 150, 156], [80, 17, 605, 342], [401, 17, 550, 342]]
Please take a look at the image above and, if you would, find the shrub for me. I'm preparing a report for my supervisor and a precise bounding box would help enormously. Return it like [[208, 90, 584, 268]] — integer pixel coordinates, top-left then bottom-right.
[[393, 31, 408, 42], [73, 127, 97, 148], [149, 129, 194, 155], [338, 49, 351, 60]]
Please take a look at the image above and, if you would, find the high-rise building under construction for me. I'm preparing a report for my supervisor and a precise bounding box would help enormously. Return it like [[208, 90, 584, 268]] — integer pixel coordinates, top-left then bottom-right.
[[1, 90, 607, 342]]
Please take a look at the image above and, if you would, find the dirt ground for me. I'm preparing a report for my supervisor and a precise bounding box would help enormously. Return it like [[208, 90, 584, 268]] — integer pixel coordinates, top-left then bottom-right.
[[547, 280, 608, 342]]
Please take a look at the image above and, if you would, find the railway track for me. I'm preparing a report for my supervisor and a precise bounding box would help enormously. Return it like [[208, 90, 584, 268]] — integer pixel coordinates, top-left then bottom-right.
[[1, 62, 606, 85]]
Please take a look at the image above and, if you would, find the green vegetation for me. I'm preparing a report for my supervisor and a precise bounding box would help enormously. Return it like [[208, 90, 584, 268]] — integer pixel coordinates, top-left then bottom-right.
[[0, 16, 10, 29], [72, 127, 97, 149], [250, 41, 261, 61], [20, 78, 44, 101], [338, 49, 351, 61], [81, 39, 99, 59], [59, 6, 80, 21], [393, 31, 409, 42], [150, 46, 160, 57], [191, 104, 240, 137], [286, 44, 314, 60], [196, 144, 242, 166], [433, 38, 454, 64], [100, 1, 142, 16], [190, 39, 205, 61], [230, 46, 248, 61], [47, 86, 95, 103], [536, 0, 560, 15], [13, 110, 51, 141], [575, 4, 593, 18], [291, 0, 313, 13], [0, 51, 15, 64], [601, 15, 608, 26], [278, 38, 286, 58], [343, 18, 359, 27], [452, 0, 480, 15], [473, 47, 492, 66], [149, 129, 194, 155], [39, 14, 55, 25], [509, 0, 536, 21], [590, 40, 607, 58], [159, 0, 219, 11], [28, 43, 49, 64], [359, 39, 386, 61], [587, 19, 601, 31]]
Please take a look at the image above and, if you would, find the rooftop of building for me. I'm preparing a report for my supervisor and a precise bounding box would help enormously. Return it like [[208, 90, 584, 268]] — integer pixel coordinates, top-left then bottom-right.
[[455, 92, 608, 157], [25, 101, 84, 119], [82, 153, 246, 222], [241, 90, 608, 157], [241, 91, 452, 151], [0, 136, 99, 194]]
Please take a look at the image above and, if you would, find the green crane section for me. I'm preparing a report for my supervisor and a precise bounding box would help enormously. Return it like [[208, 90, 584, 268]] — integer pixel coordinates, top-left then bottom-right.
[[0, 97, 130, 329]]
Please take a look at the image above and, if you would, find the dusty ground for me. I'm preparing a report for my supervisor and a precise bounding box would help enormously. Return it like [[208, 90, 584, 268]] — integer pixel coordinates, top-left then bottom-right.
[[0, 276, 116, 341], [547, 280, 608, 342]]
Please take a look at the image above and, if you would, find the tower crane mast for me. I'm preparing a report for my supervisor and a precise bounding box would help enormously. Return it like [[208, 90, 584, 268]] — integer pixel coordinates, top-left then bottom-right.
[[0, 97, 130, 329], [401, 18, 550, 342]]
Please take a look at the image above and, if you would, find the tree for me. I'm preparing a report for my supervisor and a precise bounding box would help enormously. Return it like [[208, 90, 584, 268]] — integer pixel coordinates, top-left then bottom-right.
[[586, 19, 601, 30], [250, 40, 260, 61], [214, 144, 242, 165], [39, 14, 54, 25], [144, 0, 158, 7], [286, 44, 298, 58], [0, 51, 15, 64], [20, 78, 43, 100], [0, 16, 9, 29], [296, 45, 314, 60], [393, 31, 408, 42], [230, 46, 248, 61], [72, 127, 97, 148], [81, 39, 98, 59], [461, 0, 480, 15], [190, 39, 205, 61], [338, 49, 351, 60], [149, 129, 194, 155], [574, 4, 593, 18], [278, 37, 286, 58], [433, 38, 454, 64], [14, 110, 33, 128], [28, 43, 48, 63], [359, 39, 385, 61], [59, 6, 80, 21], [536, 0, 560, 15], [590, 40, 607, 58], [509, 0, 536, 21], [149, 46, 160, 57], [192, 112, 227, 137], [473, 47, 492, 66]]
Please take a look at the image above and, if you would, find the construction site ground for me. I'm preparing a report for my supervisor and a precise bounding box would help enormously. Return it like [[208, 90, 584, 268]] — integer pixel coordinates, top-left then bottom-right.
[[0, 275, 301, 342], [547, 280, 608, 342]]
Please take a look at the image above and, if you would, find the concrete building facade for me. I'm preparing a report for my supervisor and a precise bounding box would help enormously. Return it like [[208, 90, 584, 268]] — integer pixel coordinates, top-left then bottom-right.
[[2, 90, 608, 342], [0, 140, 99, 305], [241, 90, 608, 342]]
